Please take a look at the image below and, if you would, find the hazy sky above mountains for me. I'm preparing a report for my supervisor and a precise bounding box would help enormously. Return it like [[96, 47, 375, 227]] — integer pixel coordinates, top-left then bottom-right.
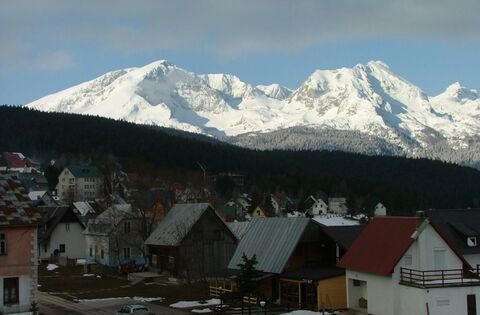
[[1, 0, 479, 104]]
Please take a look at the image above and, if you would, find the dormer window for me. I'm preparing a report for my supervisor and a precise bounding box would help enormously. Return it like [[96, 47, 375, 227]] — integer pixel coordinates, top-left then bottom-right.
[[467, 236, 477, 247]]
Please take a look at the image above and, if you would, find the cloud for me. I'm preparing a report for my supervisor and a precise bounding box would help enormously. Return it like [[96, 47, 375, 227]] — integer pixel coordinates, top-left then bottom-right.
[[1, 0, 479, 71]]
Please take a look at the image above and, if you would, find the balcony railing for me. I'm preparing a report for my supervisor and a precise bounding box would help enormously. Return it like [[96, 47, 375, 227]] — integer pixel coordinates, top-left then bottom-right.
[[400, 267, 480, 288]]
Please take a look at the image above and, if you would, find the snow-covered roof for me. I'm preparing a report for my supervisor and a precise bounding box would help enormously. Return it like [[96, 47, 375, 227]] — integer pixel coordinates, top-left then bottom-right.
[[73, 201, 95, 216], [28, 190, 47, 201], [312, 214, 360, 226]]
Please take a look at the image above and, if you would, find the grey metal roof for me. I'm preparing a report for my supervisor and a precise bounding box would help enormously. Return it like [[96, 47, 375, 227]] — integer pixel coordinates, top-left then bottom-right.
[[145, 203, 211, 246], [228, 217, 311, 274], [226, 221, 251, 240]]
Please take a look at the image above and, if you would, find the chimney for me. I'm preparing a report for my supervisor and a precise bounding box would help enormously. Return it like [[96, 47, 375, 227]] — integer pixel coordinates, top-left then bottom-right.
[[415, 210, 426, 228]]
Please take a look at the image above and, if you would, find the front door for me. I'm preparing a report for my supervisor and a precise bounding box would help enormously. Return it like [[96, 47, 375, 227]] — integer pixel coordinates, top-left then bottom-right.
[[467, 294, 476, 315]]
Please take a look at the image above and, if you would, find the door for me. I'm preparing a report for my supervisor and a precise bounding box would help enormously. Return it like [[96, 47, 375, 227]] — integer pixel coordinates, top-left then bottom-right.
[[467, 294, 476, 315]]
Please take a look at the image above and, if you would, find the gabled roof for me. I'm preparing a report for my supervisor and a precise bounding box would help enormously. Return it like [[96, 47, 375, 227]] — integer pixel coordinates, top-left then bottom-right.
[[226, 221, 251, 240], [0, 173, 42, 227], [83, 204, 133, 236], [426, 209, 480, 256], [145, 203, 218, 246], [38, 206, 85, 242], [320, 225, 365, 250], [337, 216, 418, 276], [65, 165, 100, 178], [228, 217, 313, 274]]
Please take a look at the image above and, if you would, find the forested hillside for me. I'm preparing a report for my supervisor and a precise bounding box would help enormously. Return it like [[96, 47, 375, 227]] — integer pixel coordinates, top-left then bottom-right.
[[2, 106, 480, 214]]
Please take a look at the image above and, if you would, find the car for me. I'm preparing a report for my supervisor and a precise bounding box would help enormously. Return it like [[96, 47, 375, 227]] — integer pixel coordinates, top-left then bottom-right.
[[116, 304, 152, 314]]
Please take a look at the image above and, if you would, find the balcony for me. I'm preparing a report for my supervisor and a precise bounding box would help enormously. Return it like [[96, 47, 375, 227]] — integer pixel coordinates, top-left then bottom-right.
[[400, 267, 480, 288]]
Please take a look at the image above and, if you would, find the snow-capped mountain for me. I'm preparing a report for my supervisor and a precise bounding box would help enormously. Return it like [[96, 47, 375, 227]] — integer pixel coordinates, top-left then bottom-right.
[[26, 60, 480, 160]]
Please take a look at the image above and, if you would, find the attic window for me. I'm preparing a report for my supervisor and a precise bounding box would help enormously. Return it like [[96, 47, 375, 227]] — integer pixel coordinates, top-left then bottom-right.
[[468, 236, 478, 247]]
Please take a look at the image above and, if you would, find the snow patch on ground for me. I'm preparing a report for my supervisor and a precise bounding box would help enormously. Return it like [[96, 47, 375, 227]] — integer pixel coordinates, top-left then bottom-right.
[[75, 296, 164, 303], [170, 299, 221, 309], [281, 310, 336, 315], [46, 264, 59, 271], [191, 308, 213, 313]]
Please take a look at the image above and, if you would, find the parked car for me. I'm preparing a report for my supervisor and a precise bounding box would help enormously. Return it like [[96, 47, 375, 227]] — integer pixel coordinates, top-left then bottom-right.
[[116, 304, 152, 314]]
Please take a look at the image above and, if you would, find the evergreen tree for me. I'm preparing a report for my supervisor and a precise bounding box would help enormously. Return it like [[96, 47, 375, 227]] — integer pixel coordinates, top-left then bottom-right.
[[236, 253, 262, 297]]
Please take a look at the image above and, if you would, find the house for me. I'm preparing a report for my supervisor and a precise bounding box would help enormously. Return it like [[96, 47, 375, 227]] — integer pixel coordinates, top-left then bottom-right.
[[145, 203, 237, 278], [56, 165, 103, 202], [38, 206, 86, 262], [305, 196, 328, 216], [338, 214, 480, 315], [374, 202, 387, 216], [0, 173, 42, 314], [250, 205, 268, 218], [221, 218, 363, 310], [129, 189, 173, 223], [83, 204, 145, 267], [426, 208, 480, 268], [217, 201, 238, 222], [328, 197, 348, 215]]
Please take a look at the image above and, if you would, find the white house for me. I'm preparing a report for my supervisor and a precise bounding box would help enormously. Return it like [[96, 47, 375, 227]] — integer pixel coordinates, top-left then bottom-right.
[[305, 195, 328, 216], [427, 209, 480, 269], [328, 197, 348, 215], [38, 206, 86, 261], [338, 214, 480, 315], [56, 165, 103, 202], [374, 202, 387, 216]]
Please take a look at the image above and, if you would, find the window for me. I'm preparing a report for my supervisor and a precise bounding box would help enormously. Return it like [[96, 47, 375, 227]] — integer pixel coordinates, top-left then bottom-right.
[[468, 237, 478, 247], [101, 249, 104, 259], [3, 277, 19, 304], [59, 244, 65, 253], [404, 254, 412, 266], [89, 247, 93, 257], [434, 248, 446, 269], [353, 279, 361, 287], [65, 223, 70, 232], [124, 221, 131, 233], [436, 298, 450, 306], [123, 247, 131, 259], [151, 254, 158, 267], [0, 234, 6, 255]]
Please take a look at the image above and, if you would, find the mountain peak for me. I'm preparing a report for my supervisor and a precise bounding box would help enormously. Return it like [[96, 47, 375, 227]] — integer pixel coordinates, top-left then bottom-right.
[[441, 82, 479, 101]]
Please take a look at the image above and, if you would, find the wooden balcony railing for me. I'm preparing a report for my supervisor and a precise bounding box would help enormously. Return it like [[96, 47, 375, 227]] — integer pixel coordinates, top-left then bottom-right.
[[400, 267, 480, 288]]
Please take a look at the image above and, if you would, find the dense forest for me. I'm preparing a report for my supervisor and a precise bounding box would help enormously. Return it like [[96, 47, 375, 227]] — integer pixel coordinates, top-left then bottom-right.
[[1, 105, 480, 214]]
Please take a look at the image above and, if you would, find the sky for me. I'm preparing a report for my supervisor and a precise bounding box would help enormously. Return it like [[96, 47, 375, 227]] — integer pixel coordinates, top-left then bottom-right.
[[1, 0, 479, 105]]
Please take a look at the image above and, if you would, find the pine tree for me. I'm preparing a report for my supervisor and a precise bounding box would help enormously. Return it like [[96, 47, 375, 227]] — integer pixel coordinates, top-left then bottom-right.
[[236, 253, 261, 297]]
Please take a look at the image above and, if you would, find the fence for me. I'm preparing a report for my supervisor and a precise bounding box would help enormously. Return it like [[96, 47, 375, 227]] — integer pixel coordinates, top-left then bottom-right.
[[400, 267, 480, 288]]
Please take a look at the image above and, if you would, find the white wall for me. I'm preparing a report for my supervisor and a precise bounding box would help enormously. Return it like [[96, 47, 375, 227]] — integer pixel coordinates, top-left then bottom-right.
[[400, 224, 463, 272], [346, 270, 395, 315], [0, 276, 33, 314], [85, 234, 110, 265], [41, 222, 85, 259]]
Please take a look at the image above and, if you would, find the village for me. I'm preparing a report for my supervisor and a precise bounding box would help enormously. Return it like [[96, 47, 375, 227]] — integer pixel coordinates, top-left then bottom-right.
[[2, 151, 480, 315]]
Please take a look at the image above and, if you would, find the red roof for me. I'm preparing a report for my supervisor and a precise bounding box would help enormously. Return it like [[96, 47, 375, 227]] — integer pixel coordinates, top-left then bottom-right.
[[2, 152, 27, 168], [337, 216, 418, 276]]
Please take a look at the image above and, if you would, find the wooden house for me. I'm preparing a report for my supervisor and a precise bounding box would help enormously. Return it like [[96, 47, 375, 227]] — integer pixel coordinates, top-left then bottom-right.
[[145, 203, 237, 278], [210, 218, 363, 311]]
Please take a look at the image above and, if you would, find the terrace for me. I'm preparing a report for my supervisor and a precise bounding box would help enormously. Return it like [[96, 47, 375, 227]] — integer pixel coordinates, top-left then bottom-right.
[[400, 267, 480, 288]]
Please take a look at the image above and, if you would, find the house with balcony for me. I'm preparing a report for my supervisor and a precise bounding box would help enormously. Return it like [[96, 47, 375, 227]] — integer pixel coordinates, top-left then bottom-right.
[[0, 173, 42, 314], [56, 165, 103, 202], [209, 218, 363, 311], [338, 214, 480, 315], [426, 208, 480, 268]]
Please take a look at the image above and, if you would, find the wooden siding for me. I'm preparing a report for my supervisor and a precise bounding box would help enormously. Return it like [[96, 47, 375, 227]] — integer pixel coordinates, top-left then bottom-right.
[[317, 275, 347, 310]]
